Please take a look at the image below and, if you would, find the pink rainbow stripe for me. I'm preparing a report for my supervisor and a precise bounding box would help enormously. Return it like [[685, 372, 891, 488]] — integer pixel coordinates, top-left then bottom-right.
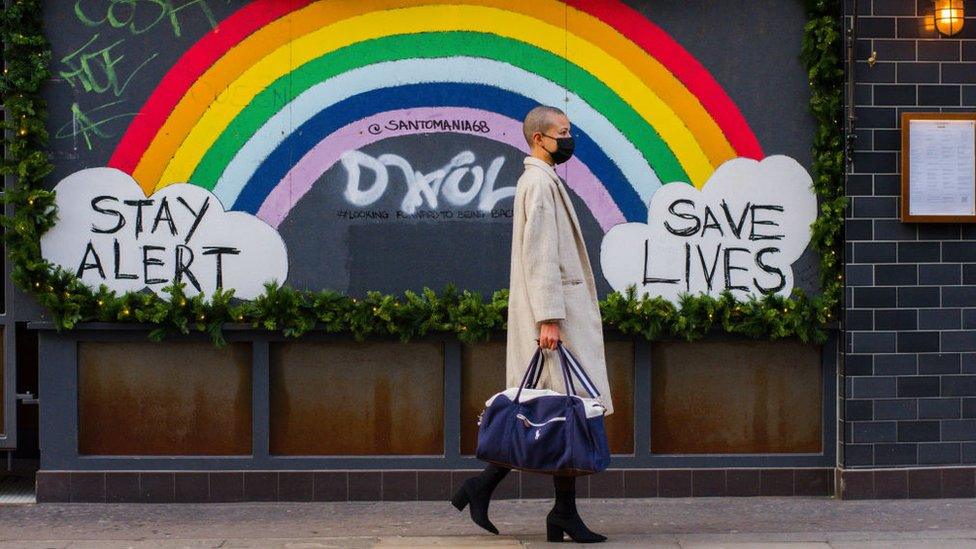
[[257, 107, 626, 232]]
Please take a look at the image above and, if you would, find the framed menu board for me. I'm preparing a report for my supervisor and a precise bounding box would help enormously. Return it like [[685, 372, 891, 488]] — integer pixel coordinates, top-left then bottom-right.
[[900, 112, 976, 223]]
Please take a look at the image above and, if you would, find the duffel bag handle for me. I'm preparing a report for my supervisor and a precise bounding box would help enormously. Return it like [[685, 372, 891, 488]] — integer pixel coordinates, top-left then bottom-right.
[[527, 340, 577, 398], [514, 345, 546, 403], [518, 341, 601, 400], [556, 341, 601, 399]]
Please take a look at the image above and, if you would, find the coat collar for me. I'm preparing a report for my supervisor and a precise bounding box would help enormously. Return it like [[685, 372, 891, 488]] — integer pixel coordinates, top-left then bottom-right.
[[523, 155, 559, 181]]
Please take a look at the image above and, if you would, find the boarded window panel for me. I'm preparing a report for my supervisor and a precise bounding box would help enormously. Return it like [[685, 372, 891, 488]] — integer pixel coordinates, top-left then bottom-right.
[[461, 340, 634, 455], [1, 225, 4, 314], [0, 326, 4, 437], [270, 341, 444, 455], [78, 342, 252, 455], [604, 341, 635, 454], [651, 339, 822, 454], [460, 341, 505, 456]]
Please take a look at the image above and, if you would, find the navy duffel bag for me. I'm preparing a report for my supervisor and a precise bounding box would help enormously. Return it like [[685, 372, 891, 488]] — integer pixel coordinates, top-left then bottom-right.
[[475, 340, 610, 476]]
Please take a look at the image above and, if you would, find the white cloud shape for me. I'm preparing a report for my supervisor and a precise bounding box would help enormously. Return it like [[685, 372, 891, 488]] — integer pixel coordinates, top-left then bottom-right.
[[40, 167, 288, 300], [600, 155, 817, 304]]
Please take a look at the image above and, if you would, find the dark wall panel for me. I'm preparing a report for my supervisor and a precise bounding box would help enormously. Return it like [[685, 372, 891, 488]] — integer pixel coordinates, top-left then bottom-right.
[[651, 339, 822, 454], [605, 341, 636, 454], [269, 341, 444, 455], [78, 342, 252, 455], [0, 327, 4, 437]]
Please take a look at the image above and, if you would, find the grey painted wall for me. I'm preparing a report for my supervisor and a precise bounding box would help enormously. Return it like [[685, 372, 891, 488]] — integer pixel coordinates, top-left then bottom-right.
[[844, 0, 976, 468]]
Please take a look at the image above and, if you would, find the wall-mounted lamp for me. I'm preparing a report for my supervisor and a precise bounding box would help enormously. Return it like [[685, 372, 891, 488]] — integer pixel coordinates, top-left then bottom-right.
[[933, 0, 965, 36]]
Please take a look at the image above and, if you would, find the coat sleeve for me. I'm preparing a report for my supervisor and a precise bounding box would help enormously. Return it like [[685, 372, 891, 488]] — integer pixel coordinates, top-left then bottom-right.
[[521, 177, 565, 323]]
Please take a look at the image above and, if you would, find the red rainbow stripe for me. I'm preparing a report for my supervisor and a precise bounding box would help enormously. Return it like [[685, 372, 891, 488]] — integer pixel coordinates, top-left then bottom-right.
[[108, 0, 763, 173], [564, 0, 763, 160], [108, 0, 314, 173]]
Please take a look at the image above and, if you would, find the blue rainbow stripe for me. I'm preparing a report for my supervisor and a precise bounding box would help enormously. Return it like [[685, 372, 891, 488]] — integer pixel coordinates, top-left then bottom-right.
[[232, 83, 648, 222]]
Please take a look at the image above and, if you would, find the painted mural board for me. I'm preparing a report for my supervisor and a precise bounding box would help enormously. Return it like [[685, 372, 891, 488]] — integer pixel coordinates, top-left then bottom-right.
[[42, 0, 818, 303]]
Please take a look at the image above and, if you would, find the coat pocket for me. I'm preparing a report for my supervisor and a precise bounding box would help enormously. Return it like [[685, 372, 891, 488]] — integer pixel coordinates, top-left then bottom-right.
[[560, 277, 583, 286]]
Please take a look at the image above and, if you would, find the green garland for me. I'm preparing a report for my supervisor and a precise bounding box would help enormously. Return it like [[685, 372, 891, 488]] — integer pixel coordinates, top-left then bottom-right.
[[1, 0, 844, 346]]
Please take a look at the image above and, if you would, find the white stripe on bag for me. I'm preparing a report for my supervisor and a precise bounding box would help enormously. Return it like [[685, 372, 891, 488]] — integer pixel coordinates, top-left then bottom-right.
[[561, 346, 600, 397]]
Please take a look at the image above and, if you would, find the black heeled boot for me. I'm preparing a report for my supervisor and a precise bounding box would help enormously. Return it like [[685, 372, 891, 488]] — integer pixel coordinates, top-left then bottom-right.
[[546, 475, 607, 543], [450, 463, 511, 534]]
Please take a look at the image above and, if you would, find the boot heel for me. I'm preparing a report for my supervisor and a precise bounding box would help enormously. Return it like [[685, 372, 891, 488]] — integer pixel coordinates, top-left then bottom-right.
[[450, 487, 470, 511], [546, 521, 565, 542]]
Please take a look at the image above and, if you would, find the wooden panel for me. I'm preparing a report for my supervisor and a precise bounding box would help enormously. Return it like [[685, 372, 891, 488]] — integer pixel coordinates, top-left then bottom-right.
[[604, 341, 635, 454], [461, 340, 634, 455], [651, 339, 822, 454], [269, 341, 444, 455], [460, 341, 505, 455], [78, 342, 252, 455], [0, 326, 4, 436]]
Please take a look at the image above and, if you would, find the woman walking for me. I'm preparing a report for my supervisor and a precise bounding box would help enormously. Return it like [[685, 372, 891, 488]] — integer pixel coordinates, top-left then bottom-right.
[[451, 105, 613, 543]]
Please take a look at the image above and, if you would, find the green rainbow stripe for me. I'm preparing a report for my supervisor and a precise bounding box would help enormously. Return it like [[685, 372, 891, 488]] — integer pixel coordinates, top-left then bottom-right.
[[189, 31, 688, 190]]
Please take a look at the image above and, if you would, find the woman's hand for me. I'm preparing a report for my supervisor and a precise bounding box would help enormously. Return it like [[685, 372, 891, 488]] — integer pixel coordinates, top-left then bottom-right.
[[538, 321, 560, 349]]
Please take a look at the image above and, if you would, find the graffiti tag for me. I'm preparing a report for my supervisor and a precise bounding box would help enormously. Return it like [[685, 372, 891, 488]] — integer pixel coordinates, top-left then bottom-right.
[[73, 0, 217, 37], [56, 0, 218, 149], [368, 119, 491, 135], [339, 150, 515, 215], [55, 100, 140, 150], [60, 34, 158, 97]]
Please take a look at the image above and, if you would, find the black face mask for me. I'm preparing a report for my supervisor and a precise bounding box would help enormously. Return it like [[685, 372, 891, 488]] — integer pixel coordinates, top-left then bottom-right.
[[542, 133, 575, 165]]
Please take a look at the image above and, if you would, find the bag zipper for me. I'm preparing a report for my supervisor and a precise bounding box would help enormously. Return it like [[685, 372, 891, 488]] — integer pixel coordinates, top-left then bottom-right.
[[516, 413, 567, 427]]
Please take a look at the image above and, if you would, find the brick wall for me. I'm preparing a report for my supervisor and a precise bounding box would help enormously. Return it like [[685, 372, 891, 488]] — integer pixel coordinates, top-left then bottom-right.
[[844, 0, 976, 470]]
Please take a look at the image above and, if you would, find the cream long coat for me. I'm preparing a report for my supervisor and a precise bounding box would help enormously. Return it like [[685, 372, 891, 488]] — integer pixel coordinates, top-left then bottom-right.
[[505, 156, 613, 415]]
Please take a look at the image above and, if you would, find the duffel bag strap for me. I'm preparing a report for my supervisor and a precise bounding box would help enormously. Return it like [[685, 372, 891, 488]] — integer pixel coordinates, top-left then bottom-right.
[[529, 346, 545, 389], [515, 345, 546, 403], [531, 340, 579, 399], [556, 341, 601, 398]]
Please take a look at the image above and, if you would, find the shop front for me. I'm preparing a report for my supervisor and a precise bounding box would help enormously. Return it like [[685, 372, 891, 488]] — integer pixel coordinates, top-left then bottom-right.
[[2, 0, 852, 502]]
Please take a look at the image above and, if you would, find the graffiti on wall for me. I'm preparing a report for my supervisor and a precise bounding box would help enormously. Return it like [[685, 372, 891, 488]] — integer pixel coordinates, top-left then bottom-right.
[[40, 168, 288, 300], [43, 0, 817, 300], [601, 156, 817, 304], [339, 149, 513, 216], [54, 0, 220, 150]]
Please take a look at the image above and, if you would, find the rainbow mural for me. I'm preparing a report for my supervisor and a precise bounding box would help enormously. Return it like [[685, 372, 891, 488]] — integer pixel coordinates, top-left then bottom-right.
[[107, 0, 764, 233]]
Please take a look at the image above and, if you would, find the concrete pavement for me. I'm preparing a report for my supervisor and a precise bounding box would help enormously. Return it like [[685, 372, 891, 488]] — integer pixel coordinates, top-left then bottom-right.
[[1, 496, 976, 547]]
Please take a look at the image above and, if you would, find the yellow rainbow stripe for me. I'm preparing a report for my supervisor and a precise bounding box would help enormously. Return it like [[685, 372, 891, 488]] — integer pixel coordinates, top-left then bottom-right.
[[135, 0, 738, 193]]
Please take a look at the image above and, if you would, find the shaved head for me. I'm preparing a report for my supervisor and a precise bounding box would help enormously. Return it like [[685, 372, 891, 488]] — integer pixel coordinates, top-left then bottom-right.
[[523, 105, 566, 146]]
